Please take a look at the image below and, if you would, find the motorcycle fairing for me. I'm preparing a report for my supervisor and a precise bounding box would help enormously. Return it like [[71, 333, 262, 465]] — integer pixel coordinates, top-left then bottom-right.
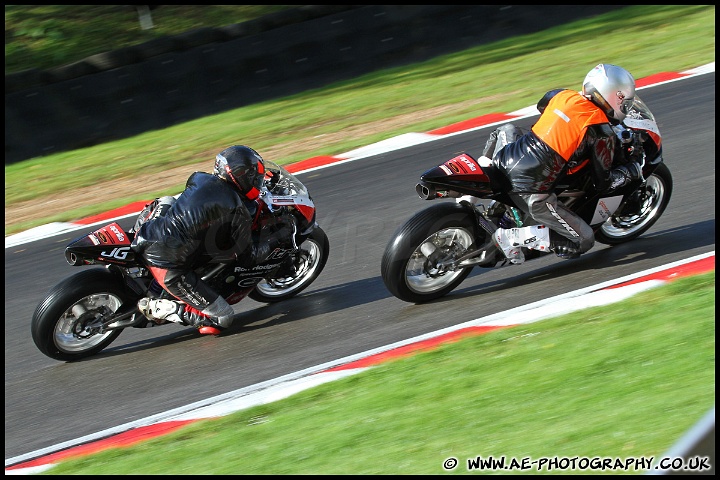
[[204, 255, 289, 304], [588, 195, 624, 225], [623, 95, 662, 163], [260, 161, 318, 227], [65, 222, 136, 266], [570, 186, 638, 228], [419, 153, 497, 197], [435, 153, 491, 181], [262, 189, 316, 224], [88, 222, 131, 246]]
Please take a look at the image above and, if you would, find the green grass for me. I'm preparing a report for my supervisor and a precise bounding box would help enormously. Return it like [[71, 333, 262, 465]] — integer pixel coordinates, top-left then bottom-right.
[[4, 5, 715, 236], [4, 5, 295, 74], [41, 271, 715, 474]]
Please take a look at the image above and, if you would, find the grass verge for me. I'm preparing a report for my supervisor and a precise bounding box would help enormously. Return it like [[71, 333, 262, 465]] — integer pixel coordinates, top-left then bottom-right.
[[43, 272, 715, 474]]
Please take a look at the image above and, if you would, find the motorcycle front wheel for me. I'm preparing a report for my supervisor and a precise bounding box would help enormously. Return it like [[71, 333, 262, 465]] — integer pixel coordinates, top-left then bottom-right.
[[595, 162, 673, 245], [249, 226, 330, 303], [381, 202, 483, 304], [31, 268, 136, 361]]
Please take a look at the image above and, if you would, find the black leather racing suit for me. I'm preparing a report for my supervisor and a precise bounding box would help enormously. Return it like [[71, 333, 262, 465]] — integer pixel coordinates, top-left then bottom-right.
[[131, 172, 260, 326], [485, 89, 624, 256]]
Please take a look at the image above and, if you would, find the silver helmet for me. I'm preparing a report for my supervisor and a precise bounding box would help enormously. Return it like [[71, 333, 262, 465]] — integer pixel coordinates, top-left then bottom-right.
[[582, 64, 636, 123]]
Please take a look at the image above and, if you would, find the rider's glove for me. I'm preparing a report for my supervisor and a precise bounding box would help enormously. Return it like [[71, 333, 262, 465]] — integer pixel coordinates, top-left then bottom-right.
[[609, 162, 643, 190]]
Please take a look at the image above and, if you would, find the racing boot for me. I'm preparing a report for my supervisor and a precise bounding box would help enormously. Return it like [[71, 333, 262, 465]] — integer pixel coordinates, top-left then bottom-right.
[[492, 225, 551, 265], [137, 298, 223, 335], [549, 232, 582, 259], [184, 304, 225, 336]]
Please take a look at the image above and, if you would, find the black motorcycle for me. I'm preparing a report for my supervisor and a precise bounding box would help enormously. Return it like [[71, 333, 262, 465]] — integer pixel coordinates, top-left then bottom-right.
[[31, 161, 330, 361], [381, 95, 672, 303]]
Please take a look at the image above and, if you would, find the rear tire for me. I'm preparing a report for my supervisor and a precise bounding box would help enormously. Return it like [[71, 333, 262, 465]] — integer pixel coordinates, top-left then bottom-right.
[[31, 269, 135, 361], [381, 202, 481, 303]]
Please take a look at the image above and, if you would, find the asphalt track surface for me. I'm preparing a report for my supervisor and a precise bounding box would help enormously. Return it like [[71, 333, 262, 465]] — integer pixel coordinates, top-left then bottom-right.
[[5, 65, 715, 471], [6, 253, 716, 474]]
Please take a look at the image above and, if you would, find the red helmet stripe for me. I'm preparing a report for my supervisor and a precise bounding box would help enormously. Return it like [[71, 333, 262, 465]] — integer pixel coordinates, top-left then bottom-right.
[[224, 164, 245, 192]]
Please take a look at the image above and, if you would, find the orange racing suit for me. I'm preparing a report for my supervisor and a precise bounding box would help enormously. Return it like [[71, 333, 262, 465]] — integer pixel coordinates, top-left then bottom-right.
[[486, 89, 623, 255]]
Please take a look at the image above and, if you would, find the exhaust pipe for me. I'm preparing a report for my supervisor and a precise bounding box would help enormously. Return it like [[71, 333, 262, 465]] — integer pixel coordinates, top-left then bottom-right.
[[65, 251, 84, 266], [416, 182, 437, 200]]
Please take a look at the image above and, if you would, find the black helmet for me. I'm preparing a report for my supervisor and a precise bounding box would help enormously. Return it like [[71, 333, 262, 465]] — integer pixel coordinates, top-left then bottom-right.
[[213, 145, 266, 200]]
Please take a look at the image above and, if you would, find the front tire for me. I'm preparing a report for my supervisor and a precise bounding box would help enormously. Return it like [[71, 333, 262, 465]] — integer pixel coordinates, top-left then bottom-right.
[[31, 268, 135, 361], [249, 226, 330, 303], [381, 202, 481, 303], [595, 162, 673, 245]]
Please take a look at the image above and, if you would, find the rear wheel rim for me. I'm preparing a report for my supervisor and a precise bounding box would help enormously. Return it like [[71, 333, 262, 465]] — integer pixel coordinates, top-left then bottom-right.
[[405, 227, 474, 294], [54, 293, 122, 353]]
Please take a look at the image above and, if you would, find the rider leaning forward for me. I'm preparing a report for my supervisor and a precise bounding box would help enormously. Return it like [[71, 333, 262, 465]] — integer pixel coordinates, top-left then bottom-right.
[[484, 64, 645, 264], [130, 145, 296, 335]]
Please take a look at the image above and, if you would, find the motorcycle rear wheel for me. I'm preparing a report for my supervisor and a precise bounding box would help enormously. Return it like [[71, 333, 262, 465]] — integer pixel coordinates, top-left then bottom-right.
[[249, 226, 330, 303], [31, 268, 135, 361], [381, 202, 481, 303], [595, 162, 673, 245]]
